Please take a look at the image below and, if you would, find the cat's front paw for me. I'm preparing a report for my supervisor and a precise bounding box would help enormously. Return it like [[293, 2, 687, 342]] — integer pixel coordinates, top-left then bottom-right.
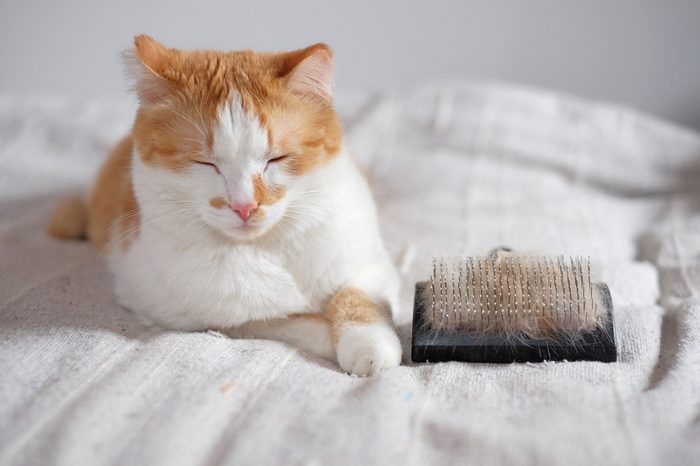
[[336, 323, 402, 376]]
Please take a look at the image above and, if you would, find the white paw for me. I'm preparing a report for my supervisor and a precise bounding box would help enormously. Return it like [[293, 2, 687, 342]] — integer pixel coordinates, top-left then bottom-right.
[[336, 323, 402, 376]]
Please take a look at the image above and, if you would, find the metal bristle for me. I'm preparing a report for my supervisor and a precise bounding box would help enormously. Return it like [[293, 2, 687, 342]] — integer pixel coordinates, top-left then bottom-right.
[[426, 254, 606, 338]]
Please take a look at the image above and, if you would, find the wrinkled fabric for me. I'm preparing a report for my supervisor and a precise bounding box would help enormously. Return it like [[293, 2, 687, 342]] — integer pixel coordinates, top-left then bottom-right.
[[1, 84, 699, 466]]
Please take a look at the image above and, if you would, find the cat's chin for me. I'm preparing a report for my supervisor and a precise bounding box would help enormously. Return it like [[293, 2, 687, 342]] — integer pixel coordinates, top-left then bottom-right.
[[217, 223, 271, 242]]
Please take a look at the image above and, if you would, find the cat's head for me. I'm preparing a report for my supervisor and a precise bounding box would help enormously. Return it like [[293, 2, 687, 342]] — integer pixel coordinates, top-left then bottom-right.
[[126, 35, 342, 241]]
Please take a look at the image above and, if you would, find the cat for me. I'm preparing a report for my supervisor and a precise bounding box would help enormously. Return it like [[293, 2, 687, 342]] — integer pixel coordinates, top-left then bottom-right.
[[48, 35, 402, 376]]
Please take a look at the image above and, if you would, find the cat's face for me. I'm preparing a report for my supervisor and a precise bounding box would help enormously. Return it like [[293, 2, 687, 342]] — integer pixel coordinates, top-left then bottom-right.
[[128, 35, 342, 241]]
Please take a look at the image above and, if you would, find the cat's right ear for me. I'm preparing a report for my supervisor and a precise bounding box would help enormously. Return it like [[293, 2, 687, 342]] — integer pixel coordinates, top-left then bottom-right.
[[124, 35, 172, 105]]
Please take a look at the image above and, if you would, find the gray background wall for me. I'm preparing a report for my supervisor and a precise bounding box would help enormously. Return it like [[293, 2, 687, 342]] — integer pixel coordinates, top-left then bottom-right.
[[2, 0, 699, 130]]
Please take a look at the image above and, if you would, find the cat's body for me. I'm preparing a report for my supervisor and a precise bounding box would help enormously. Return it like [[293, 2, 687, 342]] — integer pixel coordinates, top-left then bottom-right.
[[113, 135, 399, 332], [48, 36, 402, 376]]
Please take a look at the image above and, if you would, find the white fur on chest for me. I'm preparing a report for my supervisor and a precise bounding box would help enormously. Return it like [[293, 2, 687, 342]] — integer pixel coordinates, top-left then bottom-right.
[[108, 150, 397, 331], [112, 236, 310, 329]]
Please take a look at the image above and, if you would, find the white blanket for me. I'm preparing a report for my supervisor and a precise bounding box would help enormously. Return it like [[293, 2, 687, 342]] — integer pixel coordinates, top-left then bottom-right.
[[1, 84, 699, 466]]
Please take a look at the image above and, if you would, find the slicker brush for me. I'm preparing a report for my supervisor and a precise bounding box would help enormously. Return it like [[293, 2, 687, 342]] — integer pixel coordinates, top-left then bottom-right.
[[411, 249, 617, 363]]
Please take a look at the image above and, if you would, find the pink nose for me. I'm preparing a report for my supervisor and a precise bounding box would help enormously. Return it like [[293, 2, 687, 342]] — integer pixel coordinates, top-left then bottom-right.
[[230, 202, 258, 221]]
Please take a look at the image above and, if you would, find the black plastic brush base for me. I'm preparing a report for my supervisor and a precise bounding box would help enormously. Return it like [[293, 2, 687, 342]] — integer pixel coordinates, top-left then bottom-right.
[[411, 282, 617, 363]]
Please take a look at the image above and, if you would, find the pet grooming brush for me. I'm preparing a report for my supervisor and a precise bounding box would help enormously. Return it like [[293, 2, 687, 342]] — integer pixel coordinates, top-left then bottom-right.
[[411, 250, 617, 363]]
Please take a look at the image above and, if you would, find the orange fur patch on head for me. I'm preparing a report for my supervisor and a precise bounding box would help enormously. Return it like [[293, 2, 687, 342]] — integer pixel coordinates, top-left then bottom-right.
[[209, 197, 227, 209], [128, 36, 342, 176], [253, 175, 286, 206], [132, 101, 212, 172], [325, 288, 391, 344], [257, 43, 342, 175], [264, 103, 342, 176]]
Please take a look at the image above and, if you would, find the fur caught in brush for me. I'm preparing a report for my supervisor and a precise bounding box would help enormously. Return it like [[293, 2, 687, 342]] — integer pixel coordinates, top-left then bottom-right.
[[412, 252, 617, 363]]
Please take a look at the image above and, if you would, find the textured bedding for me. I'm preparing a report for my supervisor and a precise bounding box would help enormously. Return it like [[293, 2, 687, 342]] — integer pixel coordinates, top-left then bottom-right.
[[1, 83, 699, 466]]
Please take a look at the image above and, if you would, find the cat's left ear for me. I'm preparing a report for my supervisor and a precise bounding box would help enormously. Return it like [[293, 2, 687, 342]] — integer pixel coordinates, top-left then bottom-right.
[[124, 34, 173, 105], [281, 43, 334, 102]]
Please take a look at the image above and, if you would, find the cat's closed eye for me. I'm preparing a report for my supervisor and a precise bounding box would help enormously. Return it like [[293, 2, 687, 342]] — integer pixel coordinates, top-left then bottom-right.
[[266, 154, 289, 167], [194, 160, 220, 174]]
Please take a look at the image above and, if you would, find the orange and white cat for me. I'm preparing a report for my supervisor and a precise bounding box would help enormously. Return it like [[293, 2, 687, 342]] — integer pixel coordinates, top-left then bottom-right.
[[48, 35, 401, 376]]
